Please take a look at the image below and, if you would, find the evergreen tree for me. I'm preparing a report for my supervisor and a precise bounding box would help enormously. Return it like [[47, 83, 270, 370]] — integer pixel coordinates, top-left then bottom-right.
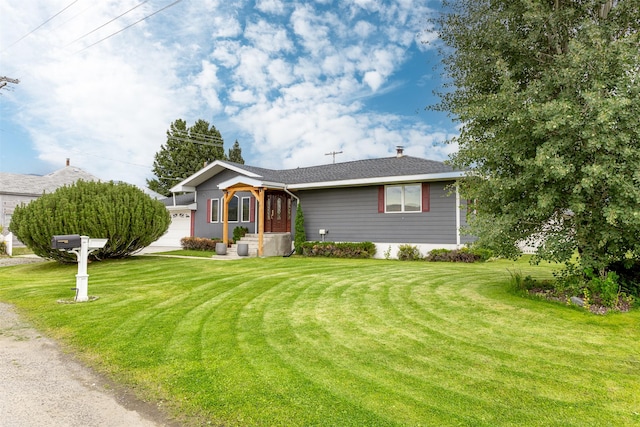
[[9, 180, 170, 262], [147, 119, 227, 196], [228, 140, 245, 164], [294, 202, 306, 254], [433, 0, 640, 276]]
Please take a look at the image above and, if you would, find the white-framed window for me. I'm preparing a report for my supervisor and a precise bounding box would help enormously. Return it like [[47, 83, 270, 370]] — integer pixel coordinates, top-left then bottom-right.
[[385, 184, 421, 213], [241, 197, 250, 222], [210, 199, 220, 223], [228, 195, 239, 222]]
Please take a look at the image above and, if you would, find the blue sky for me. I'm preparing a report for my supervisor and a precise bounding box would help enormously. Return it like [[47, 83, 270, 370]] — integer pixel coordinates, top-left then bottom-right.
[[0, 0, 457, 188]]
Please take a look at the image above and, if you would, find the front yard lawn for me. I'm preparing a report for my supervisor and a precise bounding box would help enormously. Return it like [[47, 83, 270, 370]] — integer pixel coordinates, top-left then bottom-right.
[[1, 257, 638, 426]]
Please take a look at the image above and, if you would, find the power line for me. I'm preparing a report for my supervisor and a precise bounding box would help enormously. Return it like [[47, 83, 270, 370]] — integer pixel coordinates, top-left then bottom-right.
[[169, 137, 223, 147], [0, 76, 20, 93], [2, 0, 80, 53], [74, 0, 184, 54], [66, 0, 151, 47], [169, 130, 224, 141]]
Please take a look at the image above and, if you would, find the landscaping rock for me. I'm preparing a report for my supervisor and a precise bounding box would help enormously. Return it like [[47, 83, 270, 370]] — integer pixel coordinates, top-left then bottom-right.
[[570, 296, 585, 307]]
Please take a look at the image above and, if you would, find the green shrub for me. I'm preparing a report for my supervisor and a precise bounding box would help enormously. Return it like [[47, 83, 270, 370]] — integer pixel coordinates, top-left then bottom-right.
[[299, 241, 376, 258], [608, 259, 640, 297], [294, 203, 306, 255], [551, 263, 584, 297], [232, 226, 248, 243], [509, 269, 551, 292], [180, 237, 221, 251], [397, 244, 421, 261], [9, 180, 170, 262], [426, 248, 486, 263], [587, 270, 621, 309], [470, 247, 494, 262], [0, 225, 5, 255]]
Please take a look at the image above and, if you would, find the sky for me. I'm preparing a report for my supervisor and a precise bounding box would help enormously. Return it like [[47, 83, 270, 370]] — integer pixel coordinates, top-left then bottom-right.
[[0, 0, 458, 188]]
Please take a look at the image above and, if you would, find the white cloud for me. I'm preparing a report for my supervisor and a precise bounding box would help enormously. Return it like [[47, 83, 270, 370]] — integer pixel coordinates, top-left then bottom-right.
[[244, 19, 293, 54], [210, 15, 242, 39], [255, 0, 286, 15], [353, 20, 375, 38], [194, 61, 223, 112], [210, 40, 242, 68], [0, 0, 455, 188], [363, 71, 383, 92]]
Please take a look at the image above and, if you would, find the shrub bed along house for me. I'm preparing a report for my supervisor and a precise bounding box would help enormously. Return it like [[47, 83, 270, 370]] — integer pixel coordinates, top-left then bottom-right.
[[180, 237, 222, 251], [299, 241, 376, 258], [425, 247, 493, 263]]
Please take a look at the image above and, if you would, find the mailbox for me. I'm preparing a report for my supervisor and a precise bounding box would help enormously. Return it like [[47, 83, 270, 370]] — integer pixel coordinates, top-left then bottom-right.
[[51, 234, 82, 250]]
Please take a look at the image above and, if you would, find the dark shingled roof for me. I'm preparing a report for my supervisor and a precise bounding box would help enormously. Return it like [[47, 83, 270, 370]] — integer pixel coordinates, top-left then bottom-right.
[[226, 156, 455, 184], [160, 192, 196, 206]]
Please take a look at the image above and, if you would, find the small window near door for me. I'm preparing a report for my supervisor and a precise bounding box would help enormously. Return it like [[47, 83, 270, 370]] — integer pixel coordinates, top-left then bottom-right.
[[228, 196, 239, 222], [241, 197, 250, 222], [210, 199, 219, 222]]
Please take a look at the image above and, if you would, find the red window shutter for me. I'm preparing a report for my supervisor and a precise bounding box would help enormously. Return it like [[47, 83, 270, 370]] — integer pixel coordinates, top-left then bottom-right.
[[422, 183, 430, 212], [190, 210, 195, 236], [250, 197, 255, 222], [378, 186, 385, 213], [206, 199, 211, 223]]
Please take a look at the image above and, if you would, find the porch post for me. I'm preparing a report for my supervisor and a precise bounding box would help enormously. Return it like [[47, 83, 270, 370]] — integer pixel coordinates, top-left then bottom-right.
[[223, 190, 230, 245], [258, 188, 264, 256]]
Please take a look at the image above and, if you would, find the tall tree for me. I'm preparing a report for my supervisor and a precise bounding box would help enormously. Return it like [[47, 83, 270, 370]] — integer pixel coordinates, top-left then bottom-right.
[[433, 0, 640, 276], [147, 119, 226, 196], [228, 140, 245, 164]]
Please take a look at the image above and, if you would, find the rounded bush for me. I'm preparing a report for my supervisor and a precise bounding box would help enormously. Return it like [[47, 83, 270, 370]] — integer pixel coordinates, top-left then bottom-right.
[[10, 180, 170, 262], [397, 244, 421, 261]]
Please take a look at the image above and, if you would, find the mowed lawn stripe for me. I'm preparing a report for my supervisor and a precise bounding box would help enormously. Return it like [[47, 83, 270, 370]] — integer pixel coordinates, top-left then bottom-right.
[[234, 269, 487, 426], [1, 256, 638, 426]]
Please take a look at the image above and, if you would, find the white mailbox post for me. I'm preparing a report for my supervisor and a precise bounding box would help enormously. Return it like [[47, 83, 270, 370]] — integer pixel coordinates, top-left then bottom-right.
[[52, 235, 108, 302]]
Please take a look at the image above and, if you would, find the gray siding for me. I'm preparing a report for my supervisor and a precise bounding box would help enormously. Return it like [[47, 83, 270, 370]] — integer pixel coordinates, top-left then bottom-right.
[[297, 181, 462, 244], [191, 171, 475, 246], [194, 169, 257, 239]]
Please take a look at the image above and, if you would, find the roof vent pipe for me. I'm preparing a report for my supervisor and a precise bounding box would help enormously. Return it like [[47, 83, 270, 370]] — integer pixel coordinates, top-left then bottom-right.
[[396, 146, 404, 157]]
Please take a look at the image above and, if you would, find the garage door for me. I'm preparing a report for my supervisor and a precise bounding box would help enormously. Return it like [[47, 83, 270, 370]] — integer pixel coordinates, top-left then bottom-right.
[[150, 210, 192, 247]]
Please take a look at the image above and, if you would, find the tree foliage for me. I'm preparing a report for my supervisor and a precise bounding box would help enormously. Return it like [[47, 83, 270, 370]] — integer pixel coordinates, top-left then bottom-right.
[[147, 119, 228, 196], [9, 180, 170, 262], [228, 140, 245, 164], [433, 0, 640, 275]]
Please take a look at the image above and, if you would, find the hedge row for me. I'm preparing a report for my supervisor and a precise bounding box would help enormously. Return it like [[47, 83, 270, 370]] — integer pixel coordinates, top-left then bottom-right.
[[180, 237, 222, 251], [393, 245, 493, 262], [299, 241, 376, 258], [425, 247, 493, 263]]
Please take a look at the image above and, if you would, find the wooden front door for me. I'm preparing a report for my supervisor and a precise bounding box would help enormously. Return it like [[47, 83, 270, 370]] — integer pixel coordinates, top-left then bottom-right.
[[264, 191, 291, 233]]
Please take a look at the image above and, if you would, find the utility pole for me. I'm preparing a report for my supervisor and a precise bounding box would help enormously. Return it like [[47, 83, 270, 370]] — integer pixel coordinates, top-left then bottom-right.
[[0, 76, 20, 92], [325, 150, 343, 164]]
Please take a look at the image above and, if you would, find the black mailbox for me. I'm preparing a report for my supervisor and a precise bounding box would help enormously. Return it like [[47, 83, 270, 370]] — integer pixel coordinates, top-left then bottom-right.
[[51, 234, 82, 250]]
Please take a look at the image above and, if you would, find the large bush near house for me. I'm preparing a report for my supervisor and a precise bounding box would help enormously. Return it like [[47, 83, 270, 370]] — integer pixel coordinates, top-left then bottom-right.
[[9, 180, 170, 262]]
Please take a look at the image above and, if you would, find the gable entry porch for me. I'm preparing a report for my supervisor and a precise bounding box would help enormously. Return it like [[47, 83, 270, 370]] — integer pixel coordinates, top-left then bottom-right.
[[221, 184, 292, 256]]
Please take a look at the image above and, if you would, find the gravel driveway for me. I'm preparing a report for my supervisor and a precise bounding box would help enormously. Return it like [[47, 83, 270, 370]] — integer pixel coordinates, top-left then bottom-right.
[[0, 256, 178, 426]]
